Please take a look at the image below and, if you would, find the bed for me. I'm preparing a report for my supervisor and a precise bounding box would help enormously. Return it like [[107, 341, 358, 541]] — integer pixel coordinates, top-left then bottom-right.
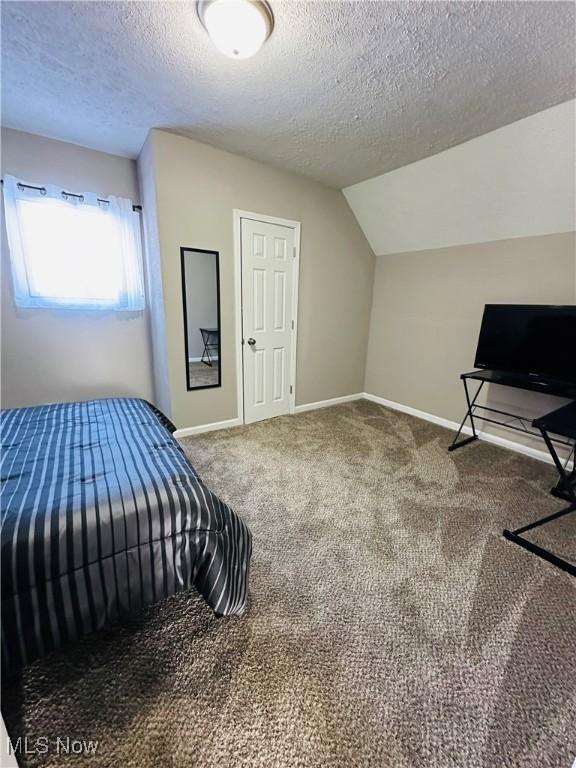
[[0, 397, 252, 674]]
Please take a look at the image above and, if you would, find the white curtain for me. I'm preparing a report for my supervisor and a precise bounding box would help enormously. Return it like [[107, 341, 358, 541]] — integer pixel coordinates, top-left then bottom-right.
[[2, 174, 145, 311]]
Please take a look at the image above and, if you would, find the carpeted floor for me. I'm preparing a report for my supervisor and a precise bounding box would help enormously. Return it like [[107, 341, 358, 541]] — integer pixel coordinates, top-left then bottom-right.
[[2, 401, 575, 768], [188, 361, 219, 387]]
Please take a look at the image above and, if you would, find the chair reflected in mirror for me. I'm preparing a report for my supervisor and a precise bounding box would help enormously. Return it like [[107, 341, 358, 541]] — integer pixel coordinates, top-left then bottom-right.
[[180, 247, 221, 390]]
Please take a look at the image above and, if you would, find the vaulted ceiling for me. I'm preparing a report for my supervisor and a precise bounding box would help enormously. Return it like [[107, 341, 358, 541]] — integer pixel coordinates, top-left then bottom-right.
[[2, 1, 574, 188]]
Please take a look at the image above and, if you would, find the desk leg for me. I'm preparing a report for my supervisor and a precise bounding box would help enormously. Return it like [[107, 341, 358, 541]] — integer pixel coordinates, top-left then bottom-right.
[[503, 502, 576, 577], [549, 443, 576, 503], [540, 429, 576, 506], [201, 335, 213, 367], [503, 525, 576, 577], [503, 427, 576, 577], [448, 379, 484, 452]]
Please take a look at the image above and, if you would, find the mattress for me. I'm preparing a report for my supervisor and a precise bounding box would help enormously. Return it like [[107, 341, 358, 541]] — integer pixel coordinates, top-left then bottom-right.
[[1, 397, 251, 673]]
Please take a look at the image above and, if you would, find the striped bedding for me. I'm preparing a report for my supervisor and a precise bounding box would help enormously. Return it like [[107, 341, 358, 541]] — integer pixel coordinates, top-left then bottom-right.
[[1, 398, 252, 674]]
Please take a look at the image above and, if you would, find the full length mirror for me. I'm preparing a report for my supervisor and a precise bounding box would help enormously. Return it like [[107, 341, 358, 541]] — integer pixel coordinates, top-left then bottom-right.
[[181, 247, 221, 390]]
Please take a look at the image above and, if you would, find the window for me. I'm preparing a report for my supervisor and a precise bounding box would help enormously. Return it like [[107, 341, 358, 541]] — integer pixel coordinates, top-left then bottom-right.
[[2, 175, 145, 311]]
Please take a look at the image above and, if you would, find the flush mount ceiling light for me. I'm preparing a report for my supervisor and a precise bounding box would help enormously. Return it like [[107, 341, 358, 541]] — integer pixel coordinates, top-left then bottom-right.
[[197, 0, 274, 59]]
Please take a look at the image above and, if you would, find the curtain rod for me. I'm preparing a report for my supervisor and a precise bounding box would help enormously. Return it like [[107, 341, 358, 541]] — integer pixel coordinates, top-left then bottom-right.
[[0, 179, 142, 212]]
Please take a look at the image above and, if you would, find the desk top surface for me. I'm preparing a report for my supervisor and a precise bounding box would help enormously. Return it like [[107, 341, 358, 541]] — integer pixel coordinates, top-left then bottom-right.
[[461, 369, 576, 400], [533, 401, 576, 440]]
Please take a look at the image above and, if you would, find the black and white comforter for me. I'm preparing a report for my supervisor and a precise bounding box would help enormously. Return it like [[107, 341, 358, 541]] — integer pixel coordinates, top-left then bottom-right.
[[1, 398, 251, 673]]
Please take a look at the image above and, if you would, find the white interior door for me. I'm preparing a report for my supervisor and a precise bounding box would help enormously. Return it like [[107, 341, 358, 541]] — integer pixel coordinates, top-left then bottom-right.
[[241, 217, 296, 424]]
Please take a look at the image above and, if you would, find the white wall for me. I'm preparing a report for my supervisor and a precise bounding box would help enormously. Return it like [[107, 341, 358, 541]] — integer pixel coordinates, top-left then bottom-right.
[[344, 100, 576, 256], [1, 128, 154, 409]]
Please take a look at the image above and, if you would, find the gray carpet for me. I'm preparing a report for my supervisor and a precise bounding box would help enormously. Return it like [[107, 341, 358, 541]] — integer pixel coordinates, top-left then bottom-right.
[[188, 361, 219, 387], [2, 401, 575, 768]]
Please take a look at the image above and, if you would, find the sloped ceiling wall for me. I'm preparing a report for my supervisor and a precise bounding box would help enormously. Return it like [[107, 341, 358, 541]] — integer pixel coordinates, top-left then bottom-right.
[[343, 100, 576, 256], [346, 99, 576, 460]]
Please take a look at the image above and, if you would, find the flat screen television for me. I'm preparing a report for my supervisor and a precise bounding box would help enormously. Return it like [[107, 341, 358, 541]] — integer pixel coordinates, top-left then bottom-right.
[[474, 304, 576, 384]]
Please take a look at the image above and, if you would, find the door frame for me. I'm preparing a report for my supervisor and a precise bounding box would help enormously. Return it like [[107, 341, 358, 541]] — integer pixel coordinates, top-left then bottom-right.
[[233, 209, 301, 425]]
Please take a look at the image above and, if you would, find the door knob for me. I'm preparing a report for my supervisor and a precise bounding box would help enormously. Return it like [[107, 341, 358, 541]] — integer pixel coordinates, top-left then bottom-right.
[[247, 338, 256, 346]]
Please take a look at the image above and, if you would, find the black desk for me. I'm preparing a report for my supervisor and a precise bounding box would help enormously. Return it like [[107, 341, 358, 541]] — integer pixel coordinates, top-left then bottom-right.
[[503, 401, 576, 576], [199, 327, 219, 367], [460, 369, 576, 399], [533, 402, 576, 505], [449, 369, 576, 453]]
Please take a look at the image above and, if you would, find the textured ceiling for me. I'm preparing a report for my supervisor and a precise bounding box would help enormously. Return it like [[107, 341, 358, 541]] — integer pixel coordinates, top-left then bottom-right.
[[2, 1, 575, 188]]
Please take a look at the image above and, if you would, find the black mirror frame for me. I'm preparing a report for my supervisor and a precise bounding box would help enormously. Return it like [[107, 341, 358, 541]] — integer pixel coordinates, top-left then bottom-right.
[[180, 246, 222, 391]]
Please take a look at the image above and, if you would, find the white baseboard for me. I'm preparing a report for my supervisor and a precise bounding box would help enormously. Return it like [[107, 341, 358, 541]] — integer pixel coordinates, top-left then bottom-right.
[[294, 393, 364, 414], [363, 393, 458, 432], [175, 394, 363, 437], [174, 393, 573, 471], [362, 392, 573, 470], [174, 417, 242, 438]]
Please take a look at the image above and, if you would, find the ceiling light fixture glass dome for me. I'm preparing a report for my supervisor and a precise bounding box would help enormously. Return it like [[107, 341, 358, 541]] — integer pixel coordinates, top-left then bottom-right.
[[197, 0, 274, 60]]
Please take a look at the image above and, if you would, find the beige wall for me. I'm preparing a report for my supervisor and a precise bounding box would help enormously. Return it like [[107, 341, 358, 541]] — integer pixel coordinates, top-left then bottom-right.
[[139, 129, 375, 429], [1, 128, 154, 408], [364, 233, 576, 447], [354, 101, 576, 458]]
